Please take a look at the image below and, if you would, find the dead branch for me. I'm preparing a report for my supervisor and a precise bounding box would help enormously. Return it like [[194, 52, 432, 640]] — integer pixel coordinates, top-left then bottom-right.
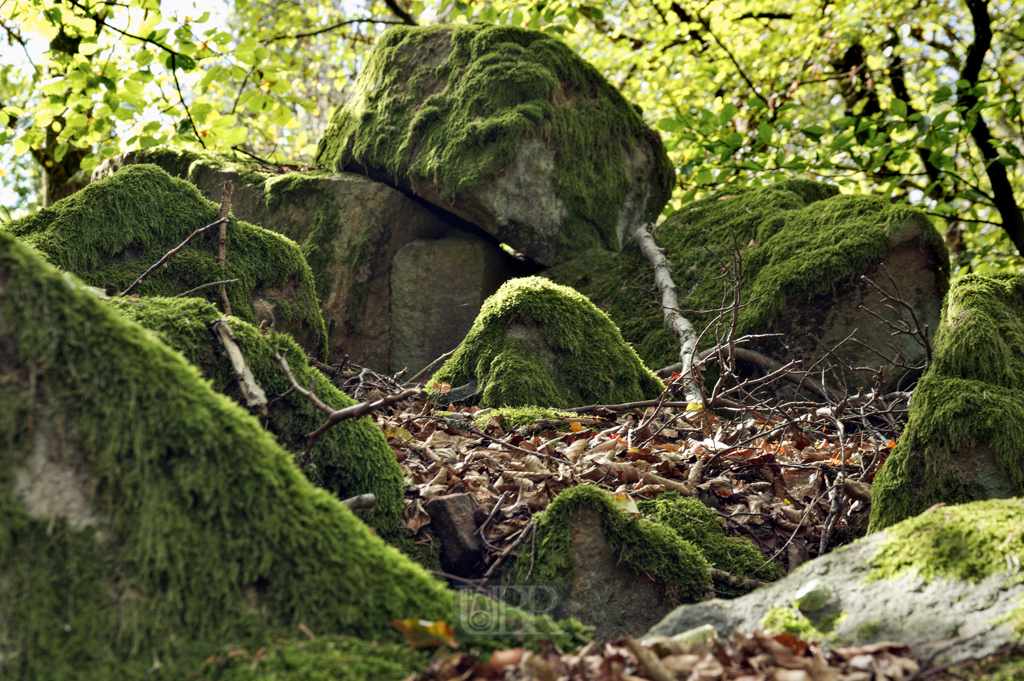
[[175, 278, 240, 298], [340, 493, 376, 511], [119, 217, 227, 296], [860, 264, 932, 367], [210, 318, 268, 416], [216, 181, 234, 316], [710, 567, 769, 590], [403, 343, 461, 387], [635, 225, 700, 384]]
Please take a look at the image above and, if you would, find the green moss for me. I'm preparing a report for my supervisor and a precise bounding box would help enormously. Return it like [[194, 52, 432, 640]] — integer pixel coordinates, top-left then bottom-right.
[[5, 163, 328, 359], [108, 295, 404, 536], [868, 274, 1024, 531], [508, 485, 711, 602], [547, 181, 949, 370], [855, 620, 882, 640], [197, 635, 429, 681], [429, 276, 664, 408], [473, 406, 580, 430], [637, 492, 783, 589], [314, 23, 674, 256], [0, 231, 584, 680], [761, 607, 845, 643]]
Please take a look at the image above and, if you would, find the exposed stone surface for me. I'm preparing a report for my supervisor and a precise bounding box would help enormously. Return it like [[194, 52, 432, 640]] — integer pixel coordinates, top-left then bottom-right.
[[547, 180, 949, 394], [313, 24, 674, 266], [93, 147, 527, 372], [869, 273, 1024, 531], [648, 500, 1024, 666], [424, 493, 482, 577], [429, 277, 664, 408], [391, 237, 527, 375], [9, 162, 328, 358]]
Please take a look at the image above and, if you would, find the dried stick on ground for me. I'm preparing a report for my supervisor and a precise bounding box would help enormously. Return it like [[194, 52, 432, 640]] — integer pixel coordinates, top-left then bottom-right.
[[119, 217, 228, 296], [216, 181, 234, 316], [635, 225, 700, 385], [275, 352, 422, 461], [210, 319, 268, 416]]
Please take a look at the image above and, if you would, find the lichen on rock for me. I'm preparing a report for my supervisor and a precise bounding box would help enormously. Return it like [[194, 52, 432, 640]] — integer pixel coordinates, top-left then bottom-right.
[[6, 162, 329, 359], [429, 276, 664, 408], [109, 295, 404, 536], [314, 23, 674, 265], [868, 274, 1024, 531]]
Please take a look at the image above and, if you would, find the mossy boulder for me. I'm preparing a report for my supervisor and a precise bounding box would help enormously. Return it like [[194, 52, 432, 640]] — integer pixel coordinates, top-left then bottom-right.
[[648, 498, 1024, 664], [93, 147, 529, 372], [109, 295, 404, 536], [869, 273, 1024, 531], [508, 485, 711, 640], [313, 23, 674, 266], [5, 163, 329, 359], [0, 230, 582, 680], [429, 276, 664, 408], [547, 181, 949, 392]]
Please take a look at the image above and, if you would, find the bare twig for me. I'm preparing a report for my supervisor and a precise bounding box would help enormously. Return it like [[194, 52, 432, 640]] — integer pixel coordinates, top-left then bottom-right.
[[210, 318, 268, 416], [404, 343, 461, 387], [217, 182, 234, 316], [341, 493, 376, 511], [175, 278, 239, 298], [120, 217, 227, 296]]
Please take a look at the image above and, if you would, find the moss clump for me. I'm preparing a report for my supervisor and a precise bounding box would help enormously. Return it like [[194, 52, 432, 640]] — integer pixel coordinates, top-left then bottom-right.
[[5, 163, 328, 359], [429, 276, 664, 408], [197, 635, 429, 681], [314, 23, 673, 258], [868, 274, 1024, 531], [508, 485, 711, 603], [473, 406, 580, 431], [638, 492, 783, 588], [115, 145, 275, 190], [547, 180, 949, 369], [761, 607, 845, 643], [109, 295, 404, 536], [0, 231, 584, 680]]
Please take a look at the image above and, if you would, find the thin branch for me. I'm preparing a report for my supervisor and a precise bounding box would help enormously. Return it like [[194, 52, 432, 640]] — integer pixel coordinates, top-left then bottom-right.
[[171, 55, 205, 149], [216, 181, 234, 315], [120, 218, 227, 296], [175, 278, 239, 298], [269, 17, 404, 41]]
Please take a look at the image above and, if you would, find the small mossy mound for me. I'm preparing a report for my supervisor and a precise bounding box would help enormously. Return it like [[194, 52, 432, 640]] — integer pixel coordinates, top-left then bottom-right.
[[109, 295, 403, 536], [314, 23, 673, 262], [6, 163, 328, 359], [868, 274, 1024, 531], [473, 406, 580, 431], [509, 485, 711, 603], [638, 492, 784, 589], [197, 635, 428, 681], [429, 276, 663, 408], [547, 180, 948, 370], [0, 231, 582, 680]]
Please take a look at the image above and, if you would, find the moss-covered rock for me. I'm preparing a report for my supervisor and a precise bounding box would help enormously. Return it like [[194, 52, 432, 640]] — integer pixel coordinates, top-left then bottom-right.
[[314, 23, 674, 266], [0, 231, 582, 680], [507, 485, 710, 640], [109, 295, 404, 536], [429, 276, 664, 408], [547, 181, 949, 391], [868, 274, 1024, 531], [6, 163, 329, 359], [638, 492, 784, 589]]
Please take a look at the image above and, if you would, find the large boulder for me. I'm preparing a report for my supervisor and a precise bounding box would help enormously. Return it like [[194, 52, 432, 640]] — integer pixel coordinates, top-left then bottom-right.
[[0, 230, 580, 680], [7, 163, 329, 358], [110, 295, 405, 535], [93, 148, 529, 373], [548, 180, 949, 393], [429, 276, 664, 408], [313, 24, 674, 266], [869, 273, 1024, 531], [647, 499, 1024, 665]]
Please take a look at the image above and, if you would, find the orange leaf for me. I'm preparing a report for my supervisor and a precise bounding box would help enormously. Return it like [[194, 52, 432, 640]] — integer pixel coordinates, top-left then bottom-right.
[[570, 421, 583, 432], [392, 618, 458, 648]]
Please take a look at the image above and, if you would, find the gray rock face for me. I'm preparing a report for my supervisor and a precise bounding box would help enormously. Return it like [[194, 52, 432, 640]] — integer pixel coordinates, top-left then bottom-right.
[[391, 237, 525, 375], [92, 148, 527, 372], [646, 531, 1024, 665], [313, 24, 674, 266], [424, 493, 482, 577]]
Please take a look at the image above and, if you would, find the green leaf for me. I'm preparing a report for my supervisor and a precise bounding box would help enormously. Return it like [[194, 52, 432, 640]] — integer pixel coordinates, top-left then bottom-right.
[[53, 141, 69, 163], [933, 86, 953, 104], [891, 98, 907, 118]]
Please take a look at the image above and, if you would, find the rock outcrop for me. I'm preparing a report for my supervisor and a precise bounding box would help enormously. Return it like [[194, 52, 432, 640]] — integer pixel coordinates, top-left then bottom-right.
[[92, 148, 530, 373], [313, 24, 674, 266], [429, 276, 664, 408], [647, 499, 1024, 666], [868, 273, 1024, 531], [548, 180, 949, 393], [9, 163, 329, 358]]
